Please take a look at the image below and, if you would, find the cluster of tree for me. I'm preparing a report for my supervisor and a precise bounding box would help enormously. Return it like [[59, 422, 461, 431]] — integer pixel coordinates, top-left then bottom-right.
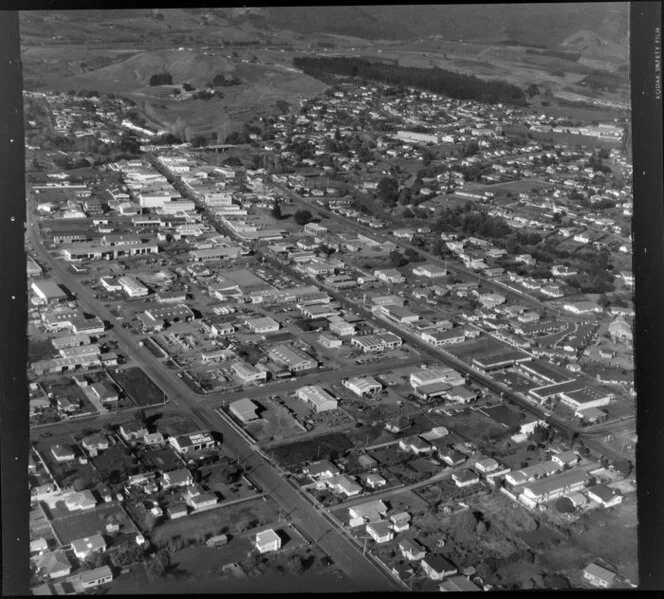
[[149, 72, 173, 86], [66, 88, 100, 98], [294, 209, 314, 225], [433, 205, 512, 239], [293, 56, 527, 106], [145, 550, 171, 580], [212, 73, 242, 87], [192, 89, 216, 101]]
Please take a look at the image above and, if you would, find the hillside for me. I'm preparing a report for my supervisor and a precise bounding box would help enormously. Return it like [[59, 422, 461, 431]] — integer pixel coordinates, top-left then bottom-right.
[[265, 3, 628, 52]]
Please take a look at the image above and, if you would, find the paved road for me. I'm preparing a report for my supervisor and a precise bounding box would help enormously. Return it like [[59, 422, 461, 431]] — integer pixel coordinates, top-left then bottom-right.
[[26, 191, 402, 592]]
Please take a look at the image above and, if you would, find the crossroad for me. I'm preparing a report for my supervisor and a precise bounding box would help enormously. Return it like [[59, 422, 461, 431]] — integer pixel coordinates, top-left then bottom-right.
[[26, 192, 402, 591]]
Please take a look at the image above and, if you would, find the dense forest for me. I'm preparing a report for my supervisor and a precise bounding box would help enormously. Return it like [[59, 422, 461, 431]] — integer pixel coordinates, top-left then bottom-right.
[[293, 56, 527, 106]]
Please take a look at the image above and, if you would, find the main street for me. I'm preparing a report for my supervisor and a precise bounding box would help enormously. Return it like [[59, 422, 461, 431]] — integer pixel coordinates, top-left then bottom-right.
[[26, 191, 403, 592]]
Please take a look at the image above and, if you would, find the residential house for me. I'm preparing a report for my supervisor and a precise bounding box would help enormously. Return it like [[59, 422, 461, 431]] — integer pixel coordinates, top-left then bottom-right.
[[162, 469, 194, 489], [439, 576, 482, 592], [586, 484, 623, 508], [422, 555, 458, 581], [255, 529, 281, 554], [389, 512, 411, 532], [35, 551, 72, 580], [452, 470, 480, 488], [399, 538, 427, 561], [71, 535, 107, 560], [366, 521, 394, 544], [551, 450, 579, 468], [583, 562, 617, 588]]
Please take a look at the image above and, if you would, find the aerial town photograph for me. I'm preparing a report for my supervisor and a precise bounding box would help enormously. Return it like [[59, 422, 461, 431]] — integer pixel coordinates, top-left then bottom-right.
[[20, 4, 637, 594]]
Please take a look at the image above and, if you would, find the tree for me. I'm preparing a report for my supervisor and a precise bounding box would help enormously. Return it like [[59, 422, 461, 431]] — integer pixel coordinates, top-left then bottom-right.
[[294, 209, 313, 225], [183, 82, 195, 92], [149, 72, 173, 86], [389, 250, 408, 267], [402, 207, 415, 219], [146, 550, 170, 580], [377, 176, 399, 206], [271, 202, 282, 220]]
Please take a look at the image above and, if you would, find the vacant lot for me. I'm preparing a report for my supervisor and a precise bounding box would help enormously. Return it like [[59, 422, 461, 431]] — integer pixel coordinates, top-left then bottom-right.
[[246, 400, 307, 445], [51, 502, 137, 546], [269, 433, 353, 469], [137, 446, 183, 472], [155, 413, 200, 437], [110, 367, 166, 407], [151, 498, 278, 546]]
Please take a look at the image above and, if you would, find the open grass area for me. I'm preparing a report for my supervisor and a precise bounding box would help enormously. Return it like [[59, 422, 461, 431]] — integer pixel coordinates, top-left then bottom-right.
[[154, 412, 200, 437], [150, 498, 277, 546], [110, 367, 166, 407], [50, 502, 137, 545], [540, 500, 638, 585]]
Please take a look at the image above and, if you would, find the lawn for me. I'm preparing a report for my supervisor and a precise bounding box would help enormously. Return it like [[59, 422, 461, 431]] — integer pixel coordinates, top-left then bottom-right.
[[150, 498, 278, 546], [50, 502, 137, 545], [91, 445, 141, 482], [441, 409, 510, 443], [110, 367, 167, 407]]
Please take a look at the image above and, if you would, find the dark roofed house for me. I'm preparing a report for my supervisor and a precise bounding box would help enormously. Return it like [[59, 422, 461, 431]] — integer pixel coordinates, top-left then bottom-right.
[[422, 555, 458, 581], [586, 484, 623, 508], [440, 576, 482, 592]]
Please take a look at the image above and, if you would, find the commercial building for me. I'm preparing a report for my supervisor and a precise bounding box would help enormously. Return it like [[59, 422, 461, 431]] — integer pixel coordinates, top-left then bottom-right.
[[296, 386, 338, 412], [62, 242, 158, 262], [117, 276, 149, 298], [31, 280, 67, 304], [376, 304, 420, 324], [410, 368, 464, 390], [231, 361, 268, 384], [350, 332, 402, 353], [268, 344, 317, 372], [168, 432, 216, 455], [245, 316, 280, 334], [229, 398, 260, 423], [412, 264, 448, 278], [343, 376, 382, 397], [421, 328, 466, 346], [189, 246, 242, 261]]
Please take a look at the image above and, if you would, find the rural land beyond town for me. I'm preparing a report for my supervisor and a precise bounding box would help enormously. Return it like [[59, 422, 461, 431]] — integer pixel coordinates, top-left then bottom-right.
[[22, 5, 637, 594]]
